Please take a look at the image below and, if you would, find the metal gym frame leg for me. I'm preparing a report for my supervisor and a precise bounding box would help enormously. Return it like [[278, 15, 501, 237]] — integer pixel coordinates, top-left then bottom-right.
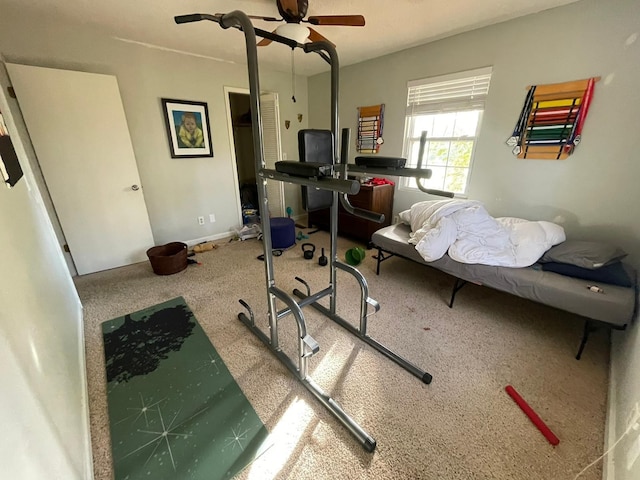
[[238, 288, 375, 452], [293, 262, 433, 384]]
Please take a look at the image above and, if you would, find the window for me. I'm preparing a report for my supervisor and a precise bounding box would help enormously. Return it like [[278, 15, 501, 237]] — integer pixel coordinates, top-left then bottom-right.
[[401, 67, 492, 195]]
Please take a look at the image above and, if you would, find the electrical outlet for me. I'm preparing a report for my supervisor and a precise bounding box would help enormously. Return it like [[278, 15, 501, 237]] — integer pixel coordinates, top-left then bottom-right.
[[197, 216, 205, 225], [209, 214, 216, 223]]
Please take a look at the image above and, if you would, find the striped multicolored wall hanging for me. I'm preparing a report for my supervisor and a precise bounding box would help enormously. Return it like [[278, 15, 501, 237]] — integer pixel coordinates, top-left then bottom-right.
[[506, 77, 598, 160], [357, 104, 384, 154]]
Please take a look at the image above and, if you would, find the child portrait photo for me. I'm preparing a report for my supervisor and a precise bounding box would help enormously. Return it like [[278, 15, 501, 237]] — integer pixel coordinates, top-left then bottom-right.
[[161, 98, 214, 158]]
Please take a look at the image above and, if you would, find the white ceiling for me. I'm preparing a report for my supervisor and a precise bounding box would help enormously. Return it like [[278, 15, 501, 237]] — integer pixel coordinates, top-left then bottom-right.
[[5, 0, 581, 76]]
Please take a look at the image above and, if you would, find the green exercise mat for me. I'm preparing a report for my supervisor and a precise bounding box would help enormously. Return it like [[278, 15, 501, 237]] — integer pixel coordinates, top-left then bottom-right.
[[102, 297, 271, 479]]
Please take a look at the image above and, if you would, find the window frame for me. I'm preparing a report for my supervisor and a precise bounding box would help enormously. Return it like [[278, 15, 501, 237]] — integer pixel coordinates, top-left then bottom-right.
[[399, 67, 492, 196]]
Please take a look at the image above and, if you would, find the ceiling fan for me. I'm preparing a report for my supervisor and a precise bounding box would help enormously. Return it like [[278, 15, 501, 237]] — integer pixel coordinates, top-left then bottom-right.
[[244, 0, 365, 46]]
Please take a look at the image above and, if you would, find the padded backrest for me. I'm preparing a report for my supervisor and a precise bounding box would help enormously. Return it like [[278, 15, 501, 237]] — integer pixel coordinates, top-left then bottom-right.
[[299, 129, 334, 212]]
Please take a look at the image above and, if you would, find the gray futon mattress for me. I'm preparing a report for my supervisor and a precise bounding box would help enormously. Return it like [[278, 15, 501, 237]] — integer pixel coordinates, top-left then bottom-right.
[[372, 224, 637, 327]]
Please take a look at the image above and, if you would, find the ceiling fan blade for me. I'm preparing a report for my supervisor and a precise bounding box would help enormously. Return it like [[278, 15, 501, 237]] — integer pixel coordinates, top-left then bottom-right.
[[307, 15, 365, 27], [247, 15, 282, 22], [307, 27, 335, 47], [280, 0, 300, 17]]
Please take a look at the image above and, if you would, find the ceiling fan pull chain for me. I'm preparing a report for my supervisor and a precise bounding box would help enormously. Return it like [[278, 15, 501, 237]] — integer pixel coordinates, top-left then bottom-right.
[[291, 48, 297, 103]]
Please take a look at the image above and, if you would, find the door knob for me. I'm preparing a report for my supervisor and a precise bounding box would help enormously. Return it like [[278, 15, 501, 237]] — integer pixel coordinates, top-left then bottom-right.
[[131, 185, 140, 191]]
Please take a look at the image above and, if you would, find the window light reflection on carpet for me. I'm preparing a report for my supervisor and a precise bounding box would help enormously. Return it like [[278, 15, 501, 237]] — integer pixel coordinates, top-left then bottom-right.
[[246, 398, 312, 479]]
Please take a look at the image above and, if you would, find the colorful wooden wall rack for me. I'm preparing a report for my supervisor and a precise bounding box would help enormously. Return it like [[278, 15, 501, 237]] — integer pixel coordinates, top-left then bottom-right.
[[357, 104, 384, 154], [507, 77, 599, 160]]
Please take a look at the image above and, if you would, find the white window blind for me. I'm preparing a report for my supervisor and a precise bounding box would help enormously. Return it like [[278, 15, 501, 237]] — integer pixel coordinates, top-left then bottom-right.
[[407, 66, 493, 115], [401, 66, 493, 195], [260, 92, 285, 217]]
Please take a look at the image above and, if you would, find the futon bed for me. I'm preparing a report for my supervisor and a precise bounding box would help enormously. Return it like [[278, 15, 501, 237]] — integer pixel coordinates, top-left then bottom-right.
[[372, 222, 637, 359]]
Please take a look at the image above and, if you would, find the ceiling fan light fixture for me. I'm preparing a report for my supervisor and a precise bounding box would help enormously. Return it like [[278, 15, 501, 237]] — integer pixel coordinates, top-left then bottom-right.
[[275, 23, 310, 43]]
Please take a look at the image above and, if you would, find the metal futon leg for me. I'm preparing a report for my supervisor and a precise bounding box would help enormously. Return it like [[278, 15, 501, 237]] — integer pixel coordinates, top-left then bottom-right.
[[374, 247, 394, 275], [576, 320, 596, 360], [449, 278, 467, 308]]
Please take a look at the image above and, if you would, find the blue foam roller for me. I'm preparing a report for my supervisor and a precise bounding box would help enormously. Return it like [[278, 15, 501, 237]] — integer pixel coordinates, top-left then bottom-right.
[[270, 217, 295, 249]]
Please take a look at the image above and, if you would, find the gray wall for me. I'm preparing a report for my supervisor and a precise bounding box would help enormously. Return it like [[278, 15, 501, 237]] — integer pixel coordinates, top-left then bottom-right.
[[309, 1, 639, 479], [0, 5, 307, 251], [0, 72, 92, 478], [310, 0, 640, 267]]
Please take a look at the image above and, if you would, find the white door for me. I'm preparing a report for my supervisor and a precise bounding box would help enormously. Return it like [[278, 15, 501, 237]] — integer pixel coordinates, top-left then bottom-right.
[[7, 64, 154, 275], [260, 92, 285, 217]]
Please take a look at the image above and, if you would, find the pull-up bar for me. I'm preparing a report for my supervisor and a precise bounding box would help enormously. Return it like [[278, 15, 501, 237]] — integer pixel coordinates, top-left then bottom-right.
[[175, 13, 331, 63]]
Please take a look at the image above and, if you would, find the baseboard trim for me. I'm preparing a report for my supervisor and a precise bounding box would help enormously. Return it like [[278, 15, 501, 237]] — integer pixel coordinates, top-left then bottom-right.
[[293, 213, 307, 225], [77, 302, 95, 480], [604, 336, 618, 480], [183, 215, 308, 246], [183, 230, 235, 246]]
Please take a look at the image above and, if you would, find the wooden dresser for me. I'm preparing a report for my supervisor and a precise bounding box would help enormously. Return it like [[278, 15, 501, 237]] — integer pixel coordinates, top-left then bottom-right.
[[308, 183, 394, 244]]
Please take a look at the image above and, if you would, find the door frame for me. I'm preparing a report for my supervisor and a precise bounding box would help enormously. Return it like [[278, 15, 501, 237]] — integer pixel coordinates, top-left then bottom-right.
[[223, 86, 246, 227], [224, 86, 285, 224]]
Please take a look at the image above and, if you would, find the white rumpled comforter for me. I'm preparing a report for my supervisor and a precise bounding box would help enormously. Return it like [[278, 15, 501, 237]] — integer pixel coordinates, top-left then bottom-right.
[[404, 200, 566, 267]]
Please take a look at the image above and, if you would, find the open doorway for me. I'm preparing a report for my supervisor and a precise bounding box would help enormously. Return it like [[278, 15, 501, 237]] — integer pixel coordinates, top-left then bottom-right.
[[228, 92, 258, 222], [226, 89, 284, 224]]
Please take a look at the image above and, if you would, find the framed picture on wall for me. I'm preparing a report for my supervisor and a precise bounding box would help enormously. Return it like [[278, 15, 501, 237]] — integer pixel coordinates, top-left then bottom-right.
[[161, 98, 214, 158]]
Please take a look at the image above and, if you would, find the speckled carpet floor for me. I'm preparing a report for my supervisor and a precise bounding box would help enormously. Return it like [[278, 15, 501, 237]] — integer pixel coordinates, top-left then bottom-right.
[[75, 231, 609, 480]]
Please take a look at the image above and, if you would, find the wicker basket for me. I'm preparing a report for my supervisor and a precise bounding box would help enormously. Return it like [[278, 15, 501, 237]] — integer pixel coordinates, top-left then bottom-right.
[[146, 242, 188, 275]]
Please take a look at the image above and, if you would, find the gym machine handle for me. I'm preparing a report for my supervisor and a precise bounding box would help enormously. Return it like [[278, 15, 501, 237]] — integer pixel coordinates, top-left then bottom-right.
[[415, 131, 455, 198], [174, 13, 217, 24], [341, 128, 454, 199], [337, 129, 385, 223], [260, 168, 360, 195], [340, 193, 385, 223]]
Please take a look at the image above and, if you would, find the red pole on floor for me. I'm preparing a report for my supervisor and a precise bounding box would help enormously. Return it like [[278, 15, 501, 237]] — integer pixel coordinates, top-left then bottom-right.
[[505, 385, 560, 446]]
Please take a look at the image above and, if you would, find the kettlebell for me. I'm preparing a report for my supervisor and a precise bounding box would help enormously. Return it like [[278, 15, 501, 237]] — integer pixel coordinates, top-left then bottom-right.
[[318, 248, 328, 266], [302, 243, 315, 260]]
